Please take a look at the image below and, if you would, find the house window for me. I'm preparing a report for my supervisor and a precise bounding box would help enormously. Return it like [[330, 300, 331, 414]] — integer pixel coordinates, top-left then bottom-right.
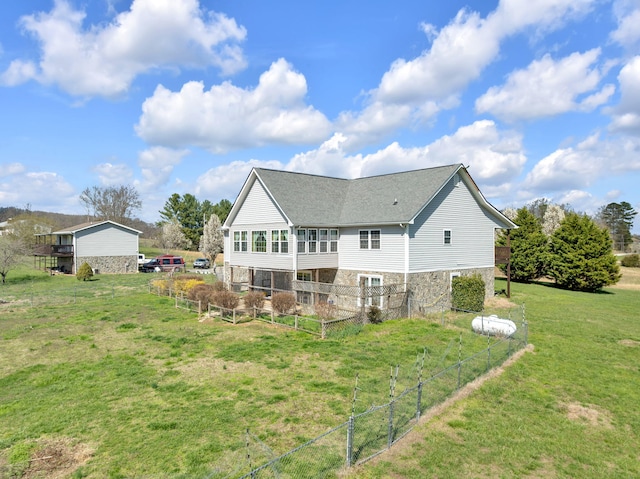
[[272, 229, 289, 253], [319, 229, 328, 253], [308, 229, 317, 253], [241, 231, 248, 251], [330, 229, 339, 252], [360, 229, 381, 249], [252, 230, 267, 253], [233, 231, 248, 252], [297, 229, 306, 253], [358, 275, 383, 307], [444, 229, 452, 245]]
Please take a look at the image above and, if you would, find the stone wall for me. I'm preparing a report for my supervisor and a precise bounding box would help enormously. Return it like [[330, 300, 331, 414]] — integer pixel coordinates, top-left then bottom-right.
[[77, 255, 138, 274], [406, 266, 495, 313]]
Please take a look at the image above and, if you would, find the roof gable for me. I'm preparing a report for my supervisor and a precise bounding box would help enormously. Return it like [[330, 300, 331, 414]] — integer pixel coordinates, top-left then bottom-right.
[[225, 164, 516, 229], [51, 220, 142, 235]]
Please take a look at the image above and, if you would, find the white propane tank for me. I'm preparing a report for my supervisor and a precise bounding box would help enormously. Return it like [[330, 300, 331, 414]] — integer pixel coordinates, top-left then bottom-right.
[[472, 314, 517, 337]]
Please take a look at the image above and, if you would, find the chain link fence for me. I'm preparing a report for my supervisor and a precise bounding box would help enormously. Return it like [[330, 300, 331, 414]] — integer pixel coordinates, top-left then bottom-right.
[[206, 316, 528, 478]]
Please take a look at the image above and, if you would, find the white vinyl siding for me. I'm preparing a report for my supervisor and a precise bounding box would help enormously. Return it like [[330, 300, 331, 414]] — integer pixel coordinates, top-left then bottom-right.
[[409, 176, 498, 272], [75, 223, 138, 257], [233, 179, 287, 225], [339, 225, 405, 272]]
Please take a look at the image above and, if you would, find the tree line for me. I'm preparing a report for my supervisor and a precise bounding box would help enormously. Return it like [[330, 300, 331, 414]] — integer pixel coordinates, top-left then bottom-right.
[[497, 199, 637, 292]]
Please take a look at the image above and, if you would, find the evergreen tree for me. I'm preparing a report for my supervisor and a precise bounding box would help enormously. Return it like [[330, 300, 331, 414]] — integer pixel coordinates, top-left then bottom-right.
[[497, 207, 548, 282], [76, 262, 94, 281], [548, 213, 620, 291], [159, 194, 233, 249], [596, 202, 637, 251]]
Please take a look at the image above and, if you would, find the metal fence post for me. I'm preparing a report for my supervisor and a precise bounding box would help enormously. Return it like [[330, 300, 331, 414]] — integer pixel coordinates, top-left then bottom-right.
[[457, 333, 462, 389], [416, 381, 423, 421], [346, 415, 354, 467]]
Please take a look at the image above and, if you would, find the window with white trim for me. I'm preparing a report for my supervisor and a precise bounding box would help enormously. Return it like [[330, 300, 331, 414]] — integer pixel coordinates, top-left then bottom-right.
[[252, 230, 267, 253], [308, 229, 317, 253], [271, 229, 289, 253], [233, 231, 248, 252], [319, 229, 328, 253], [360, 229, 381, 249], [358, 274, 383, 307], [330, 229, 339, 252], [297, 229, 306, 253], [444, 229, 452, 245]]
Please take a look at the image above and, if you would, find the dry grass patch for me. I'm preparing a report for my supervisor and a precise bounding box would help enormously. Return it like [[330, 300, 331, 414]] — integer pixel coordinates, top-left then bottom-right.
[[618, 339, 640, 347], [19, 437, 93, 479], [612, 266, 640, 290], [563, 402, 613, 429]]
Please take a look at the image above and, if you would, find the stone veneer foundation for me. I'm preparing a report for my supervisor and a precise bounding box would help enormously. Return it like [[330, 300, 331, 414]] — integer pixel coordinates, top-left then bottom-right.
[[75, 255, 138, 274]]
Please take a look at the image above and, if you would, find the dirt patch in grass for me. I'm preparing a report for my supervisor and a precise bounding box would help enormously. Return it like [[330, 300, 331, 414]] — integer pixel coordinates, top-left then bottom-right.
[[485, 295, 518, 309], [618, 339, 640, 347], [563, 402, 613, 429], [20, 438, 93, 479]]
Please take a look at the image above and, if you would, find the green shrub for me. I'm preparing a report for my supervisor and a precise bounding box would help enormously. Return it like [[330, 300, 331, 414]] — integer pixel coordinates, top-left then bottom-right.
[[271, 292, 296, 314], [367, 305, 383, 324], [244, 291, 266, 310], [451, 274, 485, 312], [621, 254, 640, 268], [212, 290, 240, 310], [76, 262, 94, 281]]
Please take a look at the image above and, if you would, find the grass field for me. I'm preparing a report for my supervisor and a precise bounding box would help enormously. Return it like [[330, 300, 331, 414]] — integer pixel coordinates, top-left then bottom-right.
[[349, 274, 640, 478], [1, 261, 639, 478]]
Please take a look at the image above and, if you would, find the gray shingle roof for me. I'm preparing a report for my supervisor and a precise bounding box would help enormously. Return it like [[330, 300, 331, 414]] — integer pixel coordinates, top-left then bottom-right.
[[253, 164, 462, 226]]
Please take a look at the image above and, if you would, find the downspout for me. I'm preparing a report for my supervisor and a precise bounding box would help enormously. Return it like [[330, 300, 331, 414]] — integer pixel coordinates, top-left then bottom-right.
[[403, 224, 409, 290]]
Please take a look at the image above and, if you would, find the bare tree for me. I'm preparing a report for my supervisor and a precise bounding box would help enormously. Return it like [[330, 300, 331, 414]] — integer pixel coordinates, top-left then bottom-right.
[[158, 220, 191, 252], [0, 235, 28, 284], [198, 214, 223, 262], [79, 185, 142, 225]]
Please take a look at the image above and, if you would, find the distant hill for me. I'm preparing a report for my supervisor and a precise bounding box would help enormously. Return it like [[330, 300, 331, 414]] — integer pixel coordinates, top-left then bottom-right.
[[0, 206, 158, 238]]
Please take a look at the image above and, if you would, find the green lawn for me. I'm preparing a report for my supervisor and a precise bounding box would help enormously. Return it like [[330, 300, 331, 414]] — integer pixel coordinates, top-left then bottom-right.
[[348, 278, 640, 478], [1, 264, 638, 478]]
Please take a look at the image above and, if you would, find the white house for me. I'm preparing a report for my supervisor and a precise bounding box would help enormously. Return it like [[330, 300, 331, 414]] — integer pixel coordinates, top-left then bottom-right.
[[222, 164, 516, 312], [34, 220, 142, 274]]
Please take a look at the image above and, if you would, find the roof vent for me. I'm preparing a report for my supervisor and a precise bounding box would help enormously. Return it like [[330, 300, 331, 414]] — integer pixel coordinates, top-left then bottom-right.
[[393, 198, 398, 205]]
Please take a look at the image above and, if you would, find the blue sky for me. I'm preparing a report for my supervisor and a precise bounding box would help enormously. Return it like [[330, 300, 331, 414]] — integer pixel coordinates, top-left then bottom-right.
[[1, 0, 639, 231]]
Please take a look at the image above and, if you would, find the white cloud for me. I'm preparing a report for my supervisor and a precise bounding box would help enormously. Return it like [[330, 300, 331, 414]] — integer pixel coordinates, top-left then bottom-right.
[[1, 0, 246, 97], [136, 58, 332, 152], [0, 162, 26, 177], [195, 159, 285, 202], [0, 171, 76, 209], [338, 0, 597, 146], [92, 162, 134, 186], [137, 146, 190, 191], [610, 56, 640, 134], [610, 1, 640, 50], [476, 49, 613, 121], [289, 120, 525, 186], [524, 132, 640, 193]]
